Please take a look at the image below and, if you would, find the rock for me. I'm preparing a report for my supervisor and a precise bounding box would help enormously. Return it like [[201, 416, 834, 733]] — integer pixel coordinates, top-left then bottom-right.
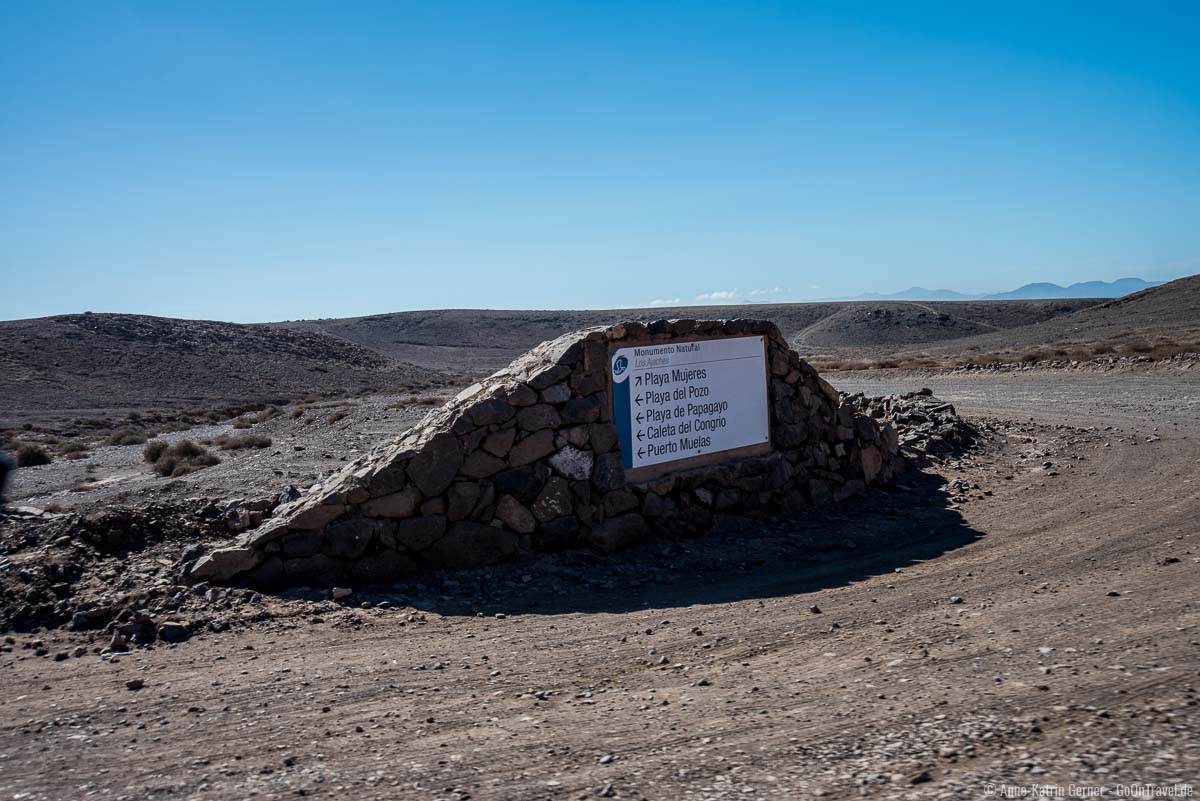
[[322, 518, 382, 560], [560, 396, 600, 425], [495, 495, 536, 534], [332, 587, 353, 600], [482, 430, 516, 458], [589, 423, 618, 453], [495, 465, 547, 504], [283, 554, 347, 585], [532, 476, 573, 523], [549, 446, 593, 480], [508, 430, 556, 467], [460, 449, 508, 479], [603, 489, 639, 516], [446, 482, 481, 521], [592, 453, 625, 492], [949, 595, 964, 604], [157, 621, 191, 643], [348, 550, 419, 585], [539, 383, 571, 404], [422, 522, 517, 569], [289, 502, 346, 531], [408, 433, 463, 496], [362, 486, 421, 518], [281, 529, 322, 558], [189, 548, 263, 582], [468, 397, 516, 426], [390, 515, 447, 552], [584, 514, 649, 553], [516, 404, 561, 432], [125, 679, 144, 691]]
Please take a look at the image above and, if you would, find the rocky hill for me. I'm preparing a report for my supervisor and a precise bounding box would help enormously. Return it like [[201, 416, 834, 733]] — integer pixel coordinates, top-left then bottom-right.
[[0, 313, 438, 416]]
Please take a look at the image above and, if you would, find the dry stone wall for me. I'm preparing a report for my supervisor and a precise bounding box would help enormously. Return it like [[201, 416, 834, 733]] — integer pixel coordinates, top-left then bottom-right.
[[190, 319, 903, 587]]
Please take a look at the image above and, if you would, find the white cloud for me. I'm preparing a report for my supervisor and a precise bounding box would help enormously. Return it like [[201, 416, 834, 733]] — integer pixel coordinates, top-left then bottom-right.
[[695, 287, 789, 304], [647, 297, 682, 307], [695, 289, 739, 302]]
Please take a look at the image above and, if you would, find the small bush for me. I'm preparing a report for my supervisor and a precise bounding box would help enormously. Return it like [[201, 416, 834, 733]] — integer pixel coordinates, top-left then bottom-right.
[[16, 444, 52, 467], [60, 441, 90, 460], [231, 417, 254, 430], [104, 427, 149, 446], [328, 410, 349, 423], [151, 440, 220, 477], [143, 440, 169, 463], [211, 434, 272, 451]]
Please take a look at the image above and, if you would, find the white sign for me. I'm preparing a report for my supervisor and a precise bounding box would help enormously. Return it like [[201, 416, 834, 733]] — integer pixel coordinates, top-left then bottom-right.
[[610, 336, 770, 470]]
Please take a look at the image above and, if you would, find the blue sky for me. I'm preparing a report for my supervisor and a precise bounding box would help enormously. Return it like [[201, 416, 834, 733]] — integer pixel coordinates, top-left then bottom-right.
[[2, 1, 1198, 321]]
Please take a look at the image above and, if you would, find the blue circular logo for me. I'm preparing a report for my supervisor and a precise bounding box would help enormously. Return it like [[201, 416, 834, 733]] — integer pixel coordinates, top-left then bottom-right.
[[612, 354, 629, 376]]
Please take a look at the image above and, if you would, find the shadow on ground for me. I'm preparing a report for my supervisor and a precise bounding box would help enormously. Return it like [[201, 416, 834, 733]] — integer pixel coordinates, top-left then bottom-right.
[[336, 465, 981, 618]]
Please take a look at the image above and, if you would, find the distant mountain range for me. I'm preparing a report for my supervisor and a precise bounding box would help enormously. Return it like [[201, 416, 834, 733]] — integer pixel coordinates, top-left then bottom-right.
[[839, 277, 1162, 302]]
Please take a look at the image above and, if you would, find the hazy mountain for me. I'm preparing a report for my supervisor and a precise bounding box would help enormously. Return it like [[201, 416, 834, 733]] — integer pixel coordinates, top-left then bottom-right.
[[986, 277, 1163, 300], [838, 277, 1162, 302]]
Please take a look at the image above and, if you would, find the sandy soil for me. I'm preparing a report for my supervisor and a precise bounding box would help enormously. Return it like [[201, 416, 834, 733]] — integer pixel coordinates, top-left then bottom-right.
[[1, 370, 1197, 800]]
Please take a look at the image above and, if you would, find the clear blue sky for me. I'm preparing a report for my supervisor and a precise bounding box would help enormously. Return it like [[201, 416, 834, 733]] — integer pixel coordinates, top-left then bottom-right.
[[2, 1, 1198, 321]]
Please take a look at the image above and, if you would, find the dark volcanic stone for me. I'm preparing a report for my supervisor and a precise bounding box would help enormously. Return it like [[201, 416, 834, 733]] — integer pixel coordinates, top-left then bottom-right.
[[516, 404, 561, 432], [508, 430, 556, 467], [349, 550, 419, 585], [561, 396, 600, 425], [592, 453, 625, 492], [535, 515, 580, 552], [584, 514, 649, 553], [531, 476, 572, 523], [389, 515, 447, 552], [469, 397, 516, 426], [408, 433, 463, 496], [422, 522, 517, 569], [283, 554, 348, 585], [495, 465, 548, 505]]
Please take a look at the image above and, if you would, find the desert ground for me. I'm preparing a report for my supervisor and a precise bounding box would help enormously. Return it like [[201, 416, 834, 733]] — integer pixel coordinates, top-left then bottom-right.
[[0, 278, 1198, 800]]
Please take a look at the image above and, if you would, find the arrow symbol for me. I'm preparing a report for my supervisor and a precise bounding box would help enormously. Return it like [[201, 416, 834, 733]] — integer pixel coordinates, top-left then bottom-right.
[[637, 448, 645, 459], [636, 430, 644, 441], [636, 413, 644, 424], [634, 375, 642, 386], [635, 394, 643, 406]]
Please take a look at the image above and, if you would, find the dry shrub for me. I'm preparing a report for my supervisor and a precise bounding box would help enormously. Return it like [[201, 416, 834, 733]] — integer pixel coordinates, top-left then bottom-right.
[[328, 410, 349, 423], [231, 417, 254, 430], [60, 441, 90, 460], [211, 434, 272, 451], [16, 444, 52, 467], [148, 440, 220, 477], [104, 427, 149, 446], [143, 440, 169, 462]]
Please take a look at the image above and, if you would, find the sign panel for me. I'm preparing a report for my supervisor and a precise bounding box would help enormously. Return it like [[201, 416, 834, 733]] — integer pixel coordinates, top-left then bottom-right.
[[611, 336, 770, 470]]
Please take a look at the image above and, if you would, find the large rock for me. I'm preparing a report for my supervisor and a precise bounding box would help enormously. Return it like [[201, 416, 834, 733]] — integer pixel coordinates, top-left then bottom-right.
[[583, 514, 649, 553], [508, 430, 556, 467], [407, 433, 462, 496], [422, 522, 517, 569], [190, 548, 263, 582]]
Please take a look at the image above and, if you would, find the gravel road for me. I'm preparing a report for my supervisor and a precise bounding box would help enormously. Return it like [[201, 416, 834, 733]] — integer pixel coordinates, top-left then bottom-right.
[[1, 371, 1197, 800]]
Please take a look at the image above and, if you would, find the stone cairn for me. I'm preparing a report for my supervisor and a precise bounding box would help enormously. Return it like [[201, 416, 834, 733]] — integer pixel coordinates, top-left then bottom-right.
[[191, 319, 903, 587]]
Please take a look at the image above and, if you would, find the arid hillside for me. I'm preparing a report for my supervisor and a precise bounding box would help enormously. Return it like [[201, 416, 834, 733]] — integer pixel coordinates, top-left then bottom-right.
[[891, 274, 1200, 365], [0, 313, 441, 418], [278, 298, 1098, 372]]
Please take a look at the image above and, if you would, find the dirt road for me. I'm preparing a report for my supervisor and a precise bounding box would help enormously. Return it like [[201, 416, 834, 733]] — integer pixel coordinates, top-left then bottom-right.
[[1, 371, 1198, 800]]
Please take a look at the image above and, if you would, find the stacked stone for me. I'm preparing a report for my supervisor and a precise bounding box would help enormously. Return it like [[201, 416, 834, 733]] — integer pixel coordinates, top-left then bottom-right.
[[190, 319, 902, 587]]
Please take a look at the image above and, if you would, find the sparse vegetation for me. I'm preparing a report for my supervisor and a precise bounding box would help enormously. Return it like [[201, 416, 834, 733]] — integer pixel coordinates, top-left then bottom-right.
[[147, 440, 220, 477], [16, 444, 52, 467], [210, 434, 272, 451], [103, 427, 150, 446], [59, 441, 90, 460], [328, 410, 349, 423], [143, 440, 169, 463]]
